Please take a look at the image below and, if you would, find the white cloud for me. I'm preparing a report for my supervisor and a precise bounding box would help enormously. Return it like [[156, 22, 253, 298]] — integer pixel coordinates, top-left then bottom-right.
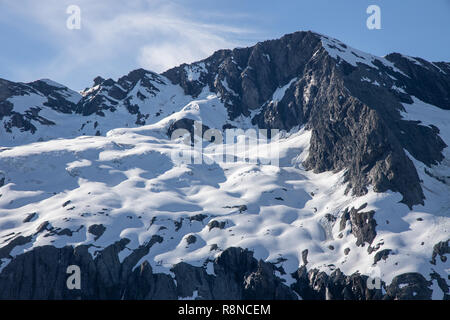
[[2, 0, 256, 88], [136, 20, 240, 72]]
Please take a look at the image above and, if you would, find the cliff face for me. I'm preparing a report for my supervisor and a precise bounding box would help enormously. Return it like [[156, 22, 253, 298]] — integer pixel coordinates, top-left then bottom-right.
[[0, 78, 80, 134], [163, 31, 447, 207], [0, 244, 440, 300]]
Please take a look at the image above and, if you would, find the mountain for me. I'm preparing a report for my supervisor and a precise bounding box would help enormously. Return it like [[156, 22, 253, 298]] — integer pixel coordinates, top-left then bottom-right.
[[0, 70, 194, 146], [0, 31, 449, 300]]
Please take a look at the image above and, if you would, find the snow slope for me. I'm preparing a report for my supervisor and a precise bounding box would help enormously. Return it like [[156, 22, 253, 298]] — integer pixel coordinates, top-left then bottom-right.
[[0, 86, 448, 296], [0, 74, 191, 147], [320, 34, 408, 77]]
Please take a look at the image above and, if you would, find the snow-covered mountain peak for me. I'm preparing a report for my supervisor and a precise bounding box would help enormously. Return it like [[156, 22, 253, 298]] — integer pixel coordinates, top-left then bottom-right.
[[0, 31, 449, 300]]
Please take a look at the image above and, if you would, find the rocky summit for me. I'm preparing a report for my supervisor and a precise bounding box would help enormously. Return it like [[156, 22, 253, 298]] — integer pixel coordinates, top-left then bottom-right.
[[0, 31, 449, 300]]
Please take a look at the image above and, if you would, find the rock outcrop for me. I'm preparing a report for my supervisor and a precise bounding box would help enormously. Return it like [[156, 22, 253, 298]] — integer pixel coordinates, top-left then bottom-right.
[[0, 78, 79, 134], [163, 31, 448, 208], [0, 244, 442, 300]]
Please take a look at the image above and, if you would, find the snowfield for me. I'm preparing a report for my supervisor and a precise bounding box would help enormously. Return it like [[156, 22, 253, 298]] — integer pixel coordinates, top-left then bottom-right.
[[0, 86, 449, 296], [1, 31, 449, 298]]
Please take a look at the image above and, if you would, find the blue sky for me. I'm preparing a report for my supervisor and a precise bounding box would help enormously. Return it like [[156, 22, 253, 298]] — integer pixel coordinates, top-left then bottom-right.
[[1, 0, 449, 90]]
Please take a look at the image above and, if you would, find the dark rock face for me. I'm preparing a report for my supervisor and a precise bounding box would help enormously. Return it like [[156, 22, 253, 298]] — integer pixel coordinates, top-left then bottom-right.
[[339, 204, 377, 247], [291, 266, 382, 300], [384, 273, 432, 300], [22, 212, 37, 223], [280, 41, 443, 208], [430, 271, 449, 300], [28, 80, 79, 114], [171, 262, 214, 299], [301, 249, 308, 265], [385, 53, 450, 110], [88, 224, 106, 241], [373, 249, 392, 265], [189, 214, 208, 222], [75, 69, 166, 126], [164, 31, 447, 208], [167, 118, 211, 144], [0, 235, 32, 260], [0, 244, 441, 300], [0, 244, 294, 300], [185, 235, 197, 245], [291, 266, 440, 300], [208, 220, 226, 231], [0, 69, 168, 137], [242, 261, 297, 300], [124, 260, 177, 300], [170, 248, 296, 300], [0, 78, 78, 134], [0, 236, 163, 299], [163, 32, 322, 119], [431, 239, 450, 265], [348, 207, 377, 247], [339, 208, 350, 231]]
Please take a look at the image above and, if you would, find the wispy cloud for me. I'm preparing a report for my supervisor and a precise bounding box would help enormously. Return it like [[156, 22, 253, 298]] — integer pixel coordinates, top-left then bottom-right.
[[1, 0, 257, 88]]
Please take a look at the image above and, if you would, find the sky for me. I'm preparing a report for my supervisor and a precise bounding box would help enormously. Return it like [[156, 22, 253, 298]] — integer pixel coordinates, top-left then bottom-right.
[[0, 0, 449, 90]]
